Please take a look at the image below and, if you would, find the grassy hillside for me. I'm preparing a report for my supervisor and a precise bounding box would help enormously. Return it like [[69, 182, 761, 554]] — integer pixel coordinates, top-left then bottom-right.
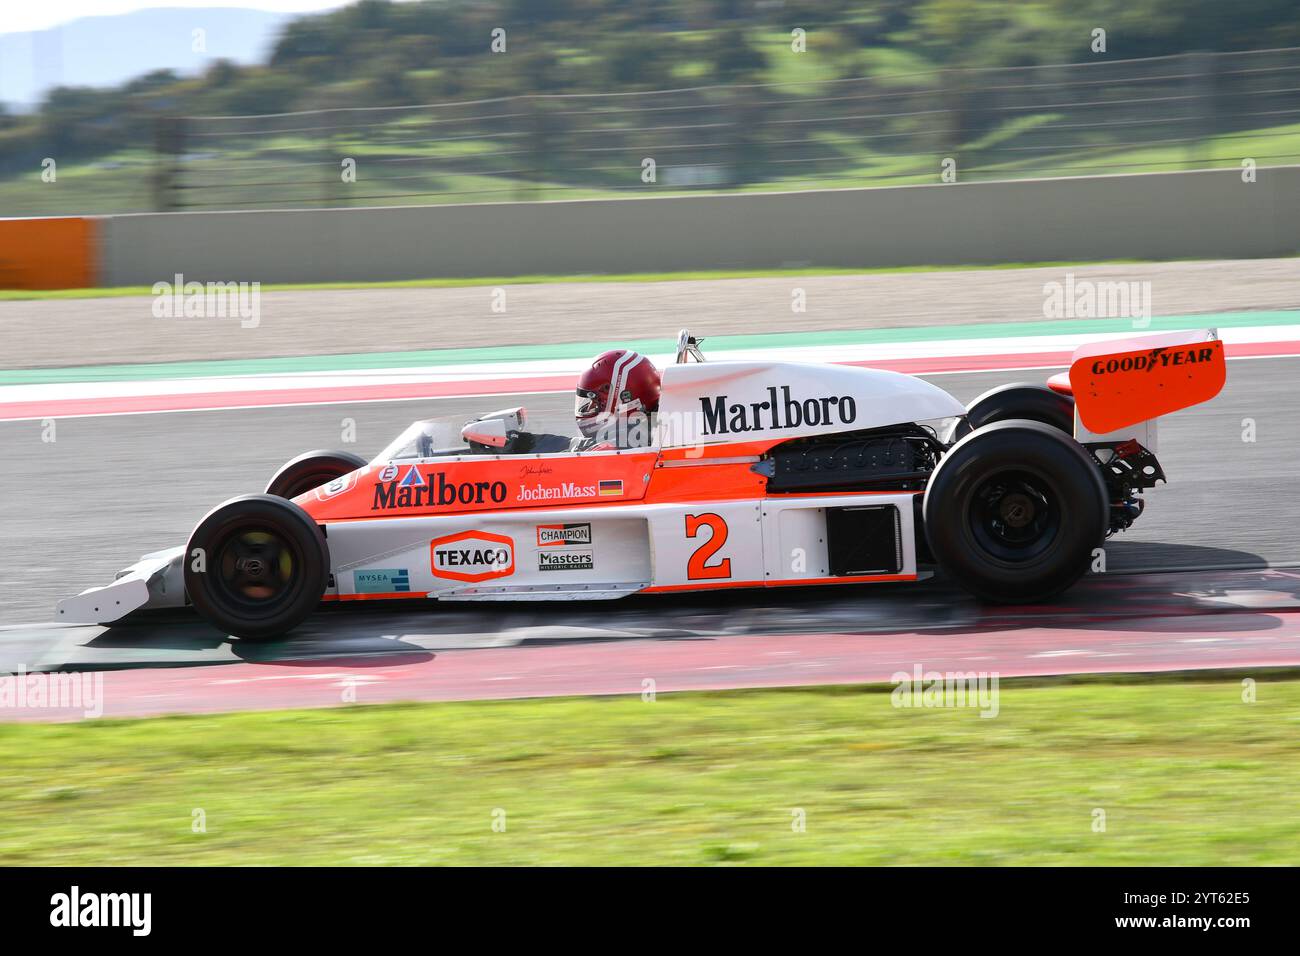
[[4, 118, 1296, 217], [3, 1, 1299, 215]]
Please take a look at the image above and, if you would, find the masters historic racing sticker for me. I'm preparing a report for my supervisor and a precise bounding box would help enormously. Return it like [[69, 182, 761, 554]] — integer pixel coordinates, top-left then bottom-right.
[[538, 550, 594, 572], [430, 530, 515, 583]]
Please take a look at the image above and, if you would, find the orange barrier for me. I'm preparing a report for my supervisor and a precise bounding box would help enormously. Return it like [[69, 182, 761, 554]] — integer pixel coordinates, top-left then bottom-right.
[[0, 217, 99, 289]]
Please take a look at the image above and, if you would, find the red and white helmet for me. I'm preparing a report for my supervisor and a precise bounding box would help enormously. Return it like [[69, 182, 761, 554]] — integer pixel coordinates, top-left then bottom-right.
[[574, 350, 661, 438]]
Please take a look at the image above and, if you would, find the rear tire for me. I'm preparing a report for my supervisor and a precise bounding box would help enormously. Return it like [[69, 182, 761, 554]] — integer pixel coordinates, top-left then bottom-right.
[[923, 419, 1107, 603], [265, 449, 367, 499], [956, 383, 1075, 440], [184, 494, 329, 640]]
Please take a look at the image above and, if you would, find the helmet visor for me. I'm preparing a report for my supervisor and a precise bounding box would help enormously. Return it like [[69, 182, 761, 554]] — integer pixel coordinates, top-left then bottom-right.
[[574, 388, 601, 419]]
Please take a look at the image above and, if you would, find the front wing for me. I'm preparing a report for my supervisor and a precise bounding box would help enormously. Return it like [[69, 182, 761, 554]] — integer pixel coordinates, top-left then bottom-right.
[[56, 546, 187, 624]]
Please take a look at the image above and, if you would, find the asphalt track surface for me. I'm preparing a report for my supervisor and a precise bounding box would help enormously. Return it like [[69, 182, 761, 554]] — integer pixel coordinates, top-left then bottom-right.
[[1, 357, 1297, 718]]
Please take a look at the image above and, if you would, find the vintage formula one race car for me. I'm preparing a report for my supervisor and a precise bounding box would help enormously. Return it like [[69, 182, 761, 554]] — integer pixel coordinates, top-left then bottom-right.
[[58, 328, 1226, 639]]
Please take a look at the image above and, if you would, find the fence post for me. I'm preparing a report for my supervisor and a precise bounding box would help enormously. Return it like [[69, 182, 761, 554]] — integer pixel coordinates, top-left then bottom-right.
[[730, 86, 759, 188], [150, 115, 185, 211], [937, 67, 963, 182], [521, 96, 545, 203], [325, 109, 340, 208], [1185, 51, 1215, 171]]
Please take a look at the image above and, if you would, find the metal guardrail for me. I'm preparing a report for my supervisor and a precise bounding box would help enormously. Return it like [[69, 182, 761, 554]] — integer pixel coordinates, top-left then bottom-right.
[[45, 47, 1300, 213]]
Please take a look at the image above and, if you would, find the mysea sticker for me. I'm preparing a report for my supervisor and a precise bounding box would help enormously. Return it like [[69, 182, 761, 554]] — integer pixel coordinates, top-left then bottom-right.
[[430, 531, 515, 583], [536, 523, 592, 546], [353, 568, 410, 594]]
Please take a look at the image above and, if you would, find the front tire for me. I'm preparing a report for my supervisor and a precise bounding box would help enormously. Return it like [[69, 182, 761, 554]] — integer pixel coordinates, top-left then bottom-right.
[[184, 494, 329, 640], [923, 419, 1107, 603]]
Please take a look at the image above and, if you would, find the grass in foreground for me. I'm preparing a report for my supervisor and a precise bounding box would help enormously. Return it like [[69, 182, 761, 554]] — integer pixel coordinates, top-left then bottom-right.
[[1, 678, 1298, 865], [0, 258, 1168, 301]]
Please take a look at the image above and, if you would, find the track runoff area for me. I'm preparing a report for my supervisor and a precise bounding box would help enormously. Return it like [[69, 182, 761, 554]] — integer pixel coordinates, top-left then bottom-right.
[[0, 310, 1298, 719]]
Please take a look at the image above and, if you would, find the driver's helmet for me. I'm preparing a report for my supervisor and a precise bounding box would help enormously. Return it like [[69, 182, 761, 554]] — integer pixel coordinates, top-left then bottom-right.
[[574, 350, 661, 439]]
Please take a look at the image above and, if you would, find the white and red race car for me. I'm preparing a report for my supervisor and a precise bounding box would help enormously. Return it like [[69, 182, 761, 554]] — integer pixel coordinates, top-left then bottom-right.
[[58, 328, 1225, 639]]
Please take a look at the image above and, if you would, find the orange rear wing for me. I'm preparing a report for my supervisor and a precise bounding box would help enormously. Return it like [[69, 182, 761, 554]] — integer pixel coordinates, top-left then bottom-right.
[[1068, 329, 1225, 435]]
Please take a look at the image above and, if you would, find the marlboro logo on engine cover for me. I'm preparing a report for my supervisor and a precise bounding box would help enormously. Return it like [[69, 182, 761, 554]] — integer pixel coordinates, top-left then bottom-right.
[[698, 386, 858, 435]]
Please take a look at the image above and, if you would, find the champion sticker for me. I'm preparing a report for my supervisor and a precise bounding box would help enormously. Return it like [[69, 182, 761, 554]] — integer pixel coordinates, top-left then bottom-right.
[[536, 523, 593, 546]]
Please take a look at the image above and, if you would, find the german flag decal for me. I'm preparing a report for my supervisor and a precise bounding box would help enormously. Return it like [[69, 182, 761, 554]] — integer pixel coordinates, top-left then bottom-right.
[[598, 479, 623, 496]]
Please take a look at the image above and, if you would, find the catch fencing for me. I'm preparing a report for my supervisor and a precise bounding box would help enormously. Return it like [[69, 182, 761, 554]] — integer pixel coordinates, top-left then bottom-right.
[[162, 47, 1300, 211]]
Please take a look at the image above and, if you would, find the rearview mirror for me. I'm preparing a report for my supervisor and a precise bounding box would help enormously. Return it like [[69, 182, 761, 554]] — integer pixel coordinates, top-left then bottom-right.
[[675, 328, 706, 364], [460, 418, 509, 448], [477, 406, 527, 430]]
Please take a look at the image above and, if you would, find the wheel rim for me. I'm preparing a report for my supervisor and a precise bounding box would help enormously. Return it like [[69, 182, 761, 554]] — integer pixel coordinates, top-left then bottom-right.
[[213, 526, 301, 608], [967, 468, 1061, 563]]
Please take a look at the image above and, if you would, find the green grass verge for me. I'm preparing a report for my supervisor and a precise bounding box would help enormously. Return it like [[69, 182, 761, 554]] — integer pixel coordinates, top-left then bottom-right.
[[0, 258, 1170, 301], [2, 678, 1297, 865]]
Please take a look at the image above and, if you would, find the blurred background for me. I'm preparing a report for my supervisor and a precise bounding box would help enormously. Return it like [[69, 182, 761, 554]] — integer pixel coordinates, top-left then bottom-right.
[[3, 0, 1300, 215]]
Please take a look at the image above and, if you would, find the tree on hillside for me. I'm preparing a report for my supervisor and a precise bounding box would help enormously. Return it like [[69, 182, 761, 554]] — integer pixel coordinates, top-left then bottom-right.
[[604, 35, 678, 89], [713, 31, 769, 82]]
